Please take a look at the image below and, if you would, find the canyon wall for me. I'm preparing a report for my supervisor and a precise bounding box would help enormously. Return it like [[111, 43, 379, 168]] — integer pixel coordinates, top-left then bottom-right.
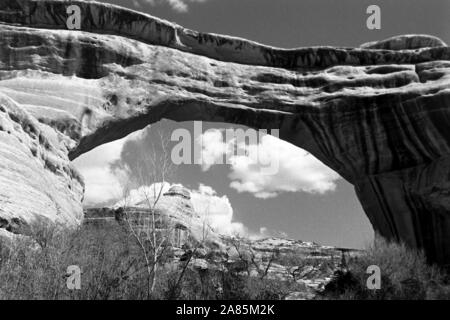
[[0, 0, 449, 263]]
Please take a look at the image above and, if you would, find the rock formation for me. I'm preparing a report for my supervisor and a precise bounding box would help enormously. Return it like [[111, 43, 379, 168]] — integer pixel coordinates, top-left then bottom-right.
[[0, 0, 449, 263], [84, 185, 351, 299], [85, 185, 208, 248]]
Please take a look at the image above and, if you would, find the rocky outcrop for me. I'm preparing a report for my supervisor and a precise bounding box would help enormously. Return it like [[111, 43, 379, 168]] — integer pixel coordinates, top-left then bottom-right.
[[85, 185, 222, 247], [0, 92, 84, 234], [164, 186, 191, 200], [84, 186, 352, 299], [360, 34, 447, 50], [0, 0, 449, 263]]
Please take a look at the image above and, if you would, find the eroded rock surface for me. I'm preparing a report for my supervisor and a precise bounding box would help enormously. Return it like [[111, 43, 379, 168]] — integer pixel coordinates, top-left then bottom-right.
[[0, 92, 84, 234], [0, 0, 449, 263]]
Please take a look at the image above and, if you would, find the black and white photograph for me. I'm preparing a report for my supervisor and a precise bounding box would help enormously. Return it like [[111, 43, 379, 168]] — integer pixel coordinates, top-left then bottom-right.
[[0, 0, 449, 309]]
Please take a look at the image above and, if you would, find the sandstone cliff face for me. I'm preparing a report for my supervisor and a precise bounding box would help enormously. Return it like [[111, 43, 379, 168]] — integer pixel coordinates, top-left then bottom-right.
[[0, 0, 449, 263], [0, 92, 84, 234]]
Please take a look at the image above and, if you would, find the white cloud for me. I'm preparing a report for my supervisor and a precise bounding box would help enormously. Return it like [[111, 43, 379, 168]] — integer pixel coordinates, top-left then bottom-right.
[[134, 0, 209, 13], [197, 129, 229, 171], [114, 182, 172, 208], [77, 165, 123, 205], [72, 130, 145, 205], [199, 130, 341, 199], [190, 183, 247, 236]]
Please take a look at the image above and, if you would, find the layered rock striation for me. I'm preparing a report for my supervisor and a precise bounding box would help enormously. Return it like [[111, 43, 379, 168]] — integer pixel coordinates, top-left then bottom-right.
[[0, 0, 449, 263]]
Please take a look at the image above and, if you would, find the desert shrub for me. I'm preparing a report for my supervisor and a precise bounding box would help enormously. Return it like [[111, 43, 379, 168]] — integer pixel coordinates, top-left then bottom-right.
[[321, 235, 450, 300], [9, 224, 448, 300], [157, 262, 305, 300], [2, 222, 289, 300], [244, 277, 307, 300], [0, 222, 162, 300], [163, 268, 208, 300]]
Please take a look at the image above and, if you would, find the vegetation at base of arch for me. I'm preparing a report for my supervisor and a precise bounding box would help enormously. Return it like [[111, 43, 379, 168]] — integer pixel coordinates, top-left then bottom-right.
[[319, 235, 450, 300], [1, 223, 450, 300]]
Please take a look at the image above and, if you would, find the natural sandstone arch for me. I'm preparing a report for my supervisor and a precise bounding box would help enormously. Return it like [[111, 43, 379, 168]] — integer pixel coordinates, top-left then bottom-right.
[[0, 0, 449, 264]]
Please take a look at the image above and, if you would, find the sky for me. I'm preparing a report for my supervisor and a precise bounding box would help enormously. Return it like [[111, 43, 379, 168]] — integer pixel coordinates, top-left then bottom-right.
[[73, 0, 450, 248]]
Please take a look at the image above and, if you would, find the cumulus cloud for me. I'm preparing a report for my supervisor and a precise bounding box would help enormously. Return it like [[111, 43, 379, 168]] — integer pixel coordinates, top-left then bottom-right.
[[133, 0, 209, 13], [197, 129, 229, 171], [198, 129, 341, 199], [113, 182, 172, 208], [190, 183, 247, 236], [72, 130, 145, 205]]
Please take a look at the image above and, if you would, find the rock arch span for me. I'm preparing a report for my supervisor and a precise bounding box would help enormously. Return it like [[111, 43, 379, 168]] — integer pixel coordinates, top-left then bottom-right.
[[0, 0, 449, 264]]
